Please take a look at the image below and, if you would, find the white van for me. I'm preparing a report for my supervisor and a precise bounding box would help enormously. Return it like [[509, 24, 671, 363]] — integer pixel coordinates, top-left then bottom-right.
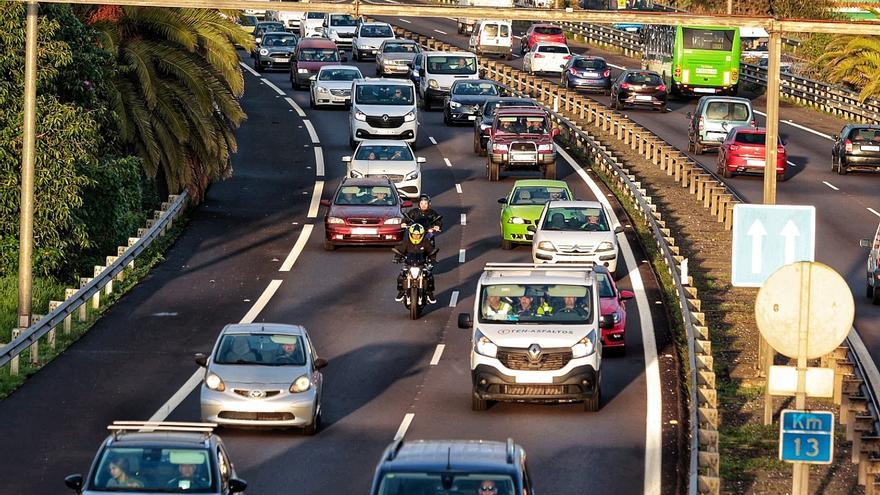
[[418, 51, 480, 110], [349, 78, 418, 149], [468, 19, 513, 59]]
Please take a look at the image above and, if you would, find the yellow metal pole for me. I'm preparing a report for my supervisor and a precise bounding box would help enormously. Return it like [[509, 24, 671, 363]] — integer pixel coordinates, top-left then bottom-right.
[[763, 29, 781, 206]]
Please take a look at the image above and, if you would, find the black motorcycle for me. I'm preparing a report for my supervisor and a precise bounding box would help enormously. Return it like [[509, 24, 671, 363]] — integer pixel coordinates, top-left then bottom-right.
[[393, 250, 437, 319]]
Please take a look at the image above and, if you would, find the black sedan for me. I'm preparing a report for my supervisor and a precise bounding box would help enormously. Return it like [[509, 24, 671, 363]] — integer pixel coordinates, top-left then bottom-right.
[[443, 79, 502, 126], [472, 97, 538, 156], [832, 125, 880, 175], [561, 56, 611, 94], [610, 69, 667, 112]]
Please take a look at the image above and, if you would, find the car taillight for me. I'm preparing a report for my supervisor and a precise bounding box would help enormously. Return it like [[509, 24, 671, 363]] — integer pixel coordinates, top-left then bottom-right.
[[563, 55, 572, 60], [620, 82, 630, 89], [534, 53, 544, 58], [603, 69, 610, 78], [729, 144, 739, 151], [750, 119, 757, 128], [845, 140, 853, 153], [698, 116, 705, 131], [657, 84, 666, 92], [569, 68, 578, 75]]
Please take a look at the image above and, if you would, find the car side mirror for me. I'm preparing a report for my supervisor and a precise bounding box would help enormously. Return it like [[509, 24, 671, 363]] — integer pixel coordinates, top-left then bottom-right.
[[314, 357, 329, 369], [861, 238, 872, 248], [497, 197, 507, 204], [619, 290, 635, 301], [402, 200, 413, 208], [614, 226, 624, 234], [64, 474, 84, 493], [599, 314, 615, 329], [340, 52, 348, 62], [309, 75, 317, 81], [229, 478, 248, 493], [320, 199, 331, 207], [458, 313, 473, 329], [342, 156, 352, 162], [194, 353, 208, 367], [832, 134, 839, 141], [255, 37, 262, 44], [526, 225, 537, 233], [551, 128, 560, 138], [417, 157, 426, 164]]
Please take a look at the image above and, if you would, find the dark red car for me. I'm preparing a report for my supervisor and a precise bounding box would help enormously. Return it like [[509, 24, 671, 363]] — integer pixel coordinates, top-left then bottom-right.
[[320, 177, 412, 250], [716, 127, 788, 181], [520, 24, 566, 53], [487, 107, 559, 181], [594, 265, 634, 351]]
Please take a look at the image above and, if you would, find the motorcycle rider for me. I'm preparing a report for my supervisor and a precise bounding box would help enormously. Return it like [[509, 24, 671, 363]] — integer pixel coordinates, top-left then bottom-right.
[[394, 224, 438, 304], [404, 194, 442, 245]]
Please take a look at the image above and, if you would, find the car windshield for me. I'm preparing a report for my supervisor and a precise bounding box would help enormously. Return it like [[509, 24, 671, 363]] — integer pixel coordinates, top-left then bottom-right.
[[377, 473, 516, 495], [214, 334, 306, 366], [330, 15, 358, 26], [306, 12, 325, 19], [299, 48, 339, 62], [354, 145, 413, 161], [262, 34, 297, 47], [355, 84, 414, 105], [483, 100, 536, 117], [705, 101, 749, 121], [537, 45, 570, 54], [847, 127, 880, 142], [479, 283, 594, 323], [452, 81, 499, 96], [89, 447, 215, 492], [510, 186, 570, 205], [495, 116, 547, 134], [239, 15, 256, 27], [624, 72, 662, 85], [383, 42, 418, 53], [482, 23, 510, 37], [573, 58, 606, 69], [534, 26, 563, 35], [361, 25, 393, 37], [734, 132, 767, 145], [334, 185, 398, 206], [596, 272, 615, 298], [319, 68, 361, 81], [542, 206, 609, 232], [426, 55, 478, 75]]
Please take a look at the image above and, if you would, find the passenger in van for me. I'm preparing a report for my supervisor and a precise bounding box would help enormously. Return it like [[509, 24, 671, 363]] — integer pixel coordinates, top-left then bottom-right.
[[526, 119, 545, 134], [483, 295, 513, 320], [106, 457, 143, 488], [557, 296, 589, 318]]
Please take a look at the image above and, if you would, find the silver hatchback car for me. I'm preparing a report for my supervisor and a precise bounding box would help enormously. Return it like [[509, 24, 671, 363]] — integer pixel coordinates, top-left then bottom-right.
[[197, 323, 328, 435]]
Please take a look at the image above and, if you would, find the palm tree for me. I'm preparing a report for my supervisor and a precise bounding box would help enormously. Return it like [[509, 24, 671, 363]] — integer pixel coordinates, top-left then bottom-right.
[[84, 6, 253, 200], [816, 35, 880, 103]]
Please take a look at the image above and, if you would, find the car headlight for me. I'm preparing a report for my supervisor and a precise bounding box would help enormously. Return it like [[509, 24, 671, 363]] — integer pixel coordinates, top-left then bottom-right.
[[571, 330, 597, 358], [298, 68, 309, 74], [474, 329, 498, 358], [408, 266, 422, 278], [610, 311, 621, 323], [205, 373, 225, 392], [327, 216, 345, 224], [259, 48, 269, 56], [538, 144, 554, 152], [349, 169, 364, 178], [404, 170, 419, 181], [428, 78, 439, 89], [480, 123, 491, 130], [508, 217, 526, 224], [316, 86, 329, 93], [537, 241, 556, 251], [289, 375, 311, 393], [354, 111, 367, 122], [384, 217, 402, 224], [449, 101, 461, 109], [597, 241, 615, 252], [403, 110, 416, 122]]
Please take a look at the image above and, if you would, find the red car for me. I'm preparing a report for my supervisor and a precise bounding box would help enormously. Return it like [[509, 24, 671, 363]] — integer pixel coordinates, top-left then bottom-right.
[[594, 265, 634, 351], [320, 177, 412, 250], [716, 127, 788, 181], [520, 24, 566, 53]]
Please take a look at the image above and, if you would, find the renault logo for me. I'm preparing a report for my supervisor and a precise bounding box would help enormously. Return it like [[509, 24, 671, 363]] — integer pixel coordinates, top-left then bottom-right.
[[527, 344, 542, 361], [382, 114, 390, 122], [248, 390, 265, 399]]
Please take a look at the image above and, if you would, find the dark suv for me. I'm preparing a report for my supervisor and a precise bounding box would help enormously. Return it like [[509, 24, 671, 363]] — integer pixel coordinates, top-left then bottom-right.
[[487, 107, 559, 181], [473, 97, 538, 156], [860, 222, 880, 305], [832, 125, 880, 175], [370, 438, 535, 495]]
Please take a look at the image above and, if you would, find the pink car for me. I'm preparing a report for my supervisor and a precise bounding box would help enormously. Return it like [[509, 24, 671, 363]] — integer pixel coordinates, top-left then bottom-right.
[[594, 265, 634, 352]]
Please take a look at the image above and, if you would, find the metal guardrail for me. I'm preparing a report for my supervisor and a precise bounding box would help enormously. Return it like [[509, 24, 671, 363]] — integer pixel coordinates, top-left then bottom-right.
[[0, 192, 188, 374]]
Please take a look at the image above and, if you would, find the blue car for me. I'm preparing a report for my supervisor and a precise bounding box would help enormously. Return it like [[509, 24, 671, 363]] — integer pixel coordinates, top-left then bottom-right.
[[613, 23, 643, 33], [561, 55, 612, 94]]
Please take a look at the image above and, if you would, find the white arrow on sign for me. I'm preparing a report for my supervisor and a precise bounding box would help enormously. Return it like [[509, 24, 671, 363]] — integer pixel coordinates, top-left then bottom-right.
[[780, 219, 800, 265], [748, 219, 767, 274]]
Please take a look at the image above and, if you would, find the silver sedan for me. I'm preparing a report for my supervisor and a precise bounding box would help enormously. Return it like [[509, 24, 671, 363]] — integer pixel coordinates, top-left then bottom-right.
[[375, 39, 421, 77], [197, 323, 328, 435], [310, 65, 363, 108]]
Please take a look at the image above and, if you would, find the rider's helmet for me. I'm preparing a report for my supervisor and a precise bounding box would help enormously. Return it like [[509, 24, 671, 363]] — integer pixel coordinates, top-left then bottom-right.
[[418, 194, 431, 208], [408, 223, 426, 244]]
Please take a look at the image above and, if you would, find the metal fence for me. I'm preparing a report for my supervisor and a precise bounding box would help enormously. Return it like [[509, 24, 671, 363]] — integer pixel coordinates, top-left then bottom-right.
[[0, 192, 189, 375]]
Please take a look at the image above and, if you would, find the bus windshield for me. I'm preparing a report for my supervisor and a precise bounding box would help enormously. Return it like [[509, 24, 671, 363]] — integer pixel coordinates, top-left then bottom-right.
[[682, 28, 734, 51]]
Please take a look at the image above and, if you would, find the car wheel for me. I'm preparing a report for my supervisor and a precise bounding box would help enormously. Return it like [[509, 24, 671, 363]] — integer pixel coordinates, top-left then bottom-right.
[[720, 161, 732, 178], [837, 158, 848, 175], [323, 238, 336, 251], [831, 155, 838, 172], [421, 95, 431, 111], [310, 93, 316, 109], [471, 392, 490, 411], [543, 161, 556, 180], [609, 97, 618, 110], [659, 104, 667, 113], [501, 238, 513, 250], [777, 173, 787, 182], [584, 385, 601, 412], [694, 142, 703, 155], [255, 60, 263, 72], [488, 160, 500, 181], [473, 133, 481, 154], [867, 283, 874, 299], [302, 409, 320, 436], [349, 135, 357, 150], [443, 111, 451, 126], [874, 286, 880, 305], [352, 47, 359, 61]]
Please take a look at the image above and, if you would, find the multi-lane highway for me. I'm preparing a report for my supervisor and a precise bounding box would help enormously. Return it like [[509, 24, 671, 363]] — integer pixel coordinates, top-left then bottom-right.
[[0, 48, 680, 493]]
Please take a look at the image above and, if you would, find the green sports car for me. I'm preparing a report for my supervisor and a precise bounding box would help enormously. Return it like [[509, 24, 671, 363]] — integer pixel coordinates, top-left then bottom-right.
[[498, 179, 574, 249]]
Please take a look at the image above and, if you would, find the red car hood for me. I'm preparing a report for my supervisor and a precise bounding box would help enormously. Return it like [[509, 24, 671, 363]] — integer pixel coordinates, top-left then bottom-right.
[[600, 297, 619, 316]]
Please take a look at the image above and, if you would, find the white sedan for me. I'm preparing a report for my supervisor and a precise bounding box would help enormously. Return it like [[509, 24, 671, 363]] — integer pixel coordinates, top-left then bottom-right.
[[344, 140, 424, 199], [523, 42, 572, 75], [310, 65, 363, 108]]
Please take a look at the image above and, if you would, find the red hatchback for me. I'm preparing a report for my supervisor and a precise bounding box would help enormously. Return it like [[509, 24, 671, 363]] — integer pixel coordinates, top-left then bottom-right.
[[320, 177, 412, 250], [717, 127, 788, 181], [594, 265, 634, 351], [520, 24, 566, 53]]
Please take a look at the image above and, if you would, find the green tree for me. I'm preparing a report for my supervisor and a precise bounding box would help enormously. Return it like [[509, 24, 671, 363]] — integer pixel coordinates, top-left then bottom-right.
[[816, 35, 880, 102], [85, 6, 253, 200]]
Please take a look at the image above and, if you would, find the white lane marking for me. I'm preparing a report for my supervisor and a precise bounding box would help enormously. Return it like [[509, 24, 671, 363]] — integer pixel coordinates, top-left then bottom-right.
[[455, 183, 462, 194], [147, 370, 203, 423], [786, 160, 798, 167], [754, 110, 834, 140], [240, 279, 284, 324], [449, 290, 459, 307], [239, 61, 260, 77], [458, 249, 466, 263], [308, 181, 324, 218], [261, 78, 286, 96], [434, 29, 447, 35], [869, 207, 880, 218], [557, 146, 661, 495], [460, 213, 467, 225], [304, 120, 320, 144], [608, 62, 627, 70], [823, 181, 840, 191], [280, 224, 314, 272], [398, 18, 412, 23], [444, 157, 452, 167], [429, 136, 438, 145], [430, 344, 446, 365], [314, 146, 325, 176], [285, 97, 307, 118], [394, 413, 415, 440]]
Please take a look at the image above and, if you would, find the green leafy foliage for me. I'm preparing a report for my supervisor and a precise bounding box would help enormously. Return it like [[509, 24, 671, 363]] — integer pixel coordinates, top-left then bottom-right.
[[816, 35, 880, 102]]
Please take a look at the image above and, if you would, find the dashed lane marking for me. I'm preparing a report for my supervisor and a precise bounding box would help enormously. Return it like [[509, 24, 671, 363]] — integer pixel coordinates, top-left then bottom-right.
[[314, 147, 325, 176], [394, 413, 415, 440], [304, 120, 320, 144], [754, 110, 834, 140], [823, 181, 839, 191], [261, 78, 286, 96], [285, 97, 307, 118], [449, 290, 459, 307], [444, 158, 452, 167], [786, 161, 798, 167], [434, 29, 447, 35], [429, 344, 446, 365], [455, 183, 462, 194], [280, 225, 314, 272], [308, 181, 324, 218], [458, 249, 466, 263], [398, 18, 412, 23], [869, 207, 880, 218], [239, 61, 260, 77], [429, 136, 437, 145], [460, 213, 466, 225]]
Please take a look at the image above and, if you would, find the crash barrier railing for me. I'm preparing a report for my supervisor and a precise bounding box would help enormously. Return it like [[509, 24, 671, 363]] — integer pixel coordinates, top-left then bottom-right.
[[0, 192, 189, 376], [558, 21, 880, 125], [391, 24, 722, 494]]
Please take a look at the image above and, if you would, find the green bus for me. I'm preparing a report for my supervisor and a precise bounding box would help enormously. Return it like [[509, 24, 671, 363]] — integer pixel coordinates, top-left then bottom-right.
[[642, 25, 741, 97]]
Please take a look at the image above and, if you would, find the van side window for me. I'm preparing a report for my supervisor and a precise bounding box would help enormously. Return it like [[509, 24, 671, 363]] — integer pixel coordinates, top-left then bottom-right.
[[500, 24, 510, 37]]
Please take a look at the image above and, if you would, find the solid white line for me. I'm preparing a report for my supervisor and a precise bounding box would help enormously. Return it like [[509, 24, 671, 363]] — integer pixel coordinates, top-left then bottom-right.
[[455, 183, 462, 194], [458, 249, 466, 263], [280, 224, 314, 272], [460, 213, 467, 225], [429, 136, 438, 145], [394, 413, 415, 440], [304, 120, 320, 144], [449, 290, 459, 307], [239, 61, 260, 77], [754, 110, 834, 140], [822, 181, 839, 191], [308, 181, 324, 218], [240, 279, 284, 324], [434, 29, 447, 35], [285, 97, 307, 118], [398, 18, 412, 23], [314, 146, 325, 176], [608, 62, 627, 70], [869, 207, 880, 218], [261, 78, 286, 96], [430, 344, 446, 365], [444, 157, 452, 167], [557, 146, 661, 495], [147, 370, 203, 423]]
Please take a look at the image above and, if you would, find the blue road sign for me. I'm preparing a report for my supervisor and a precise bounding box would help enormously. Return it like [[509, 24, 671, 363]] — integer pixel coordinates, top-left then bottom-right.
[[779, 409, 834, 464], [731, 204, 816, 287]]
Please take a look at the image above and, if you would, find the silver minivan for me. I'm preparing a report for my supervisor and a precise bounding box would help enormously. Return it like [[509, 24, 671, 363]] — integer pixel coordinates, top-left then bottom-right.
[[686, 96, 756, 154]]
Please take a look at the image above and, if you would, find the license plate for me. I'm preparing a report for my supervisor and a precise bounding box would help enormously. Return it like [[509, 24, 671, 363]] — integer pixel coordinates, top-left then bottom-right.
[[273, 57, 289, 63], [635, 95, 653, 101], [512, 153, 535, 161], [746, 159, 765, 166], [861, 145, 880, 151], [351, 227, 377, 235], [584, 72, 598, 78], [468, 115, 476, 120], [694, 87, 716, 94]]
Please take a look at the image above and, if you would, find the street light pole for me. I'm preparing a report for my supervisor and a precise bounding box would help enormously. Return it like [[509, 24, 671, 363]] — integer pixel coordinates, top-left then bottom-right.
[[17, 0, 39, 330]]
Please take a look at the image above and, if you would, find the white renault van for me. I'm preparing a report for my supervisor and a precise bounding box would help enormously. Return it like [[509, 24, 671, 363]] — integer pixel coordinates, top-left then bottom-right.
[[418, 51, 480, 110], [468, 19, 513, 59], [349, 78, 418, 149]]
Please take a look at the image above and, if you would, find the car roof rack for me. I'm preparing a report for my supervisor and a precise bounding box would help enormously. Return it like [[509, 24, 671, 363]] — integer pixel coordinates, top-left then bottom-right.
[[506, 438, 515, 464], [108, 421, 217, 439]]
